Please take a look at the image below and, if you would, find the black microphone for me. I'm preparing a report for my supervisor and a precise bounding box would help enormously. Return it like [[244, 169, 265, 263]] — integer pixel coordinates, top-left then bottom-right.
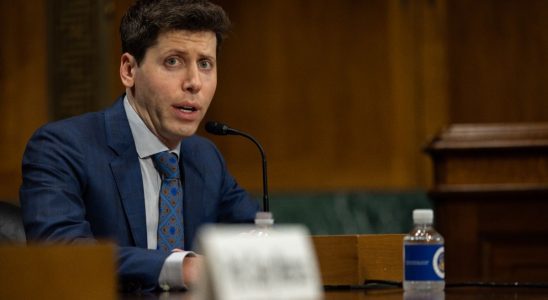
[[205, 121, 269, 212]]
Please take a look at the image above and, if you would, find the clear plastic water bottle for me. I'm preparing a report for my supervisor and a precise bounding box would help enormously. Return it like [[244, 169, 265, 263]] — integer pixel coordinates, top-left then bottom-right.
[[403, 209, 445, 292], [249, 211, 274, 238]]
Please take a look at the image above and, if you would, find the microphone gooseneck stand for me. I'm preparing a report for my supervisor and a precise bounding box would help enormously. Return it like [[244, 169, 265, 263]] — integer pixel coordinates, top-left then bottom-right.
[[205, 121, 273, 225]]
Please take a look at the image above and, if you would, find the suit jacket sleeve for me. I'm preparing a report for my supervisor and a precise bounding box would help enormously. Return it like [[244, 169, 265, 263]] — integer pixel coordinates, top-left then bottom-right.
[[19, 121, 169, 292]]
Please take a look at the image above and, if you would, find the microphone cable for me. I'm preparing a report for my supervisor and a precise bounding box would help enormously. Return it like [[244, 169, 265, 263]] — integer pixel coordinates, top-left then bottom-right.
[[323, 279, 548, 290]]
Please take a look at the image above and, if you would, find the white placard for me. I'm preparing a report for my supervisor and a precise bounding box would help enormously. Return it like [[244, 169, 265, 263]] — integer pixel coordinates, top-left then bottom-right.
[[195, 225, 323, 300]]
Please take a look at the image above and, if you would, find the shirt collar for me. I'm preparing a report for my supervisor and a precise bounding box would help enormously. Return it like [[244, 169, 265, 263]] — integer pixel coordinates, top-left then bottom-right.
[[123, 95, 181, 159]]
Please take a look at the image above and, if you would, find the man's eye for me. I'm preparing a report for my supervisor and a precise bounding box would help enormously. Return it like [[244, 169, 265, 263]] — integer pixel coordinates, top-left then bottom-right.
[[198, 60, 212, 69], [165, 57, 179, 66]]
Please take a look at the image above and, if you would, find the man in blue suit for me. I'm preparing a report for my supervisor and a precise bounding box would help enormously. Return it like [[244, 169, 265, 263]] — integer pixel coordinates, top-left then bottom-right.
[[20, 0, 259, 292]]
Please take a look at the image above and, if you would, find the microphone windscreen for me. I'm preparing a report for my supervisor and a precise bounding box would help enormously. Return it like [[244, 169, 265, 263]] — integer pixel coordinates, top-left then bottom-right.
[[205, 121, 228, 135]]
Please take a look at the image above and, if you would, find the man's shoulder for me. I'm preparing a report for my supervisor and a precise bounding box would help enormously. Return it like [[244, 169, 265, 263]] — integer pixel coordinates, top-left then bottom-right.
[[31, 112, 103, 147], [46, 111, 103, 129], [38, 101, 125, 133], [182, 134, 215, 147], [182, 134, 218, 152], [29, 99, 124, 144], [181, 134, 223, 160]]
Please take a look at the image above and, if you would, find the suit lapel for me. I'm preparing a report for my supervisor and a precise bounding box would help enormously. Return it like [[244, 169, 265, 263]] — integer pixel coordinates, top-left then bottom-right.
[[105, 97, 148, 249], [180, 141, 204, 250]]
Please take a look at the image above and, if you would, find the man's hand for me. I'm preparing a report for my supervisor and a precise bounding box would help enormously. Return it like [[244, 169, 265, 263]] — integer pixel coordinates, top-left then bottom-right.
[[182, 254, 203, 288]]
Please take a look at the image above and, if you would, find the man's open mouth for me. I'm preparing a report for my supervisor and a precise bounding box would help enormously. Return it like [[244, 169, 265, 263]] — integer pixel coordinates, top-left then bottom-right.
[[176, 105, 197, 112]]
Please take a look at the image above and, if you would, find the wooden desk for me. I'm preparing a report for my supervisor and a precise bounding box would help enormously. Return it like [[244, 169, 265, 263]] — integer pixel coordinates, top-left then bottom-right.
[[426, 123, 548, 282], [0, 244, 116, 300], [312, 234, 404, 285], [120, 287, 548, 300]]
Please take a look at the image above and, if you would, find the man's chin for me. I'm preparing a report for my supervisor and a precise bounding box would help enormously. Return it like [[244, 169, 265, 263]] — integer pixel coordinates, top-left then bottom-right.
[[175, 126, 199, 139]]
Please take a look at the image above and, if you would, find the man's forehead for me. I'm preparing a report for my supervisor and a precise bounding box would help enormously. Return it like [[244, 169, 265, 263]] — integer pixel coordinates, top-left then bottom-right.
[[156, 30, 217, 51]]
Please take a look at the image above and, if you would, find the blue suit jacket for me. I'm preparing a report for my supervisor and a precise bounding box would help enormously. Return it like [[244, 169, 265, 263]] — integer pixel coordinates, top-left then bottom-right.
[[20, 97, 259, 292]]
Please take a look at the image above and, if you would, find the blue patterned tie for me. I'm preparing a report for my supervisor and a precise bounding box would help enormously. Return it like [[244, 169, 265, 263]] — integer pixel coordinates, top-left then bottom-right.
[[152, 151, 184, 253]]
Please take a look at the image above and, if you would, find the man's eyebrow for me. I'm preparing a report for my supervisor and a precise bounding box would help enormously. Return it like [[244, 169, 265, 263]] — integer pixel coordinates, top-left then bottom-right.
[[163, 49, 216, 61], [199, 54, 216, 61], [164, 49, 188, 56]]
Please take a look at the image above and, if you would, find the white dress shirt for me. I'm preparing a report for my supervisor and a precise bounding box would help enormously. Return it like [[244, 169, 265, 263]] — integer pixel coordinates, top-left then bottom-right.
[[124, 96, 193, 290]]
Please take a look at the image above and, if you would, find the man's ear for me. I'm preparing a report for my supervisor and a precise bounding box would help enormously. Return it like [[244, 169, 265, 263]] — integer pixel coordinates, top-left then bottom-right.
[[120, 53, 137, 88]]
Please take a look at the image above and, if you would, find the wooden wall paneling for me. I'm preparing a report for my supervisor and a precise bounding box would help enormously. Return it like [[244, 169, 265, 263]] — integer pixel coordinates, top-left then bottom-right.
[[0, 0, 452, 199], [206, 0, 448, 193], [416, 0, 449, 187], [0, 1, 48, 202], [47, 0, 120, 119], [110, 0, 134, 98], [448, 0, 548, 123], [209, 0, 393, 192], [388, 0, 449, 188], [8, 0, 548, 199], [96, 0, 120, 108], [388, 0, 422, 187]]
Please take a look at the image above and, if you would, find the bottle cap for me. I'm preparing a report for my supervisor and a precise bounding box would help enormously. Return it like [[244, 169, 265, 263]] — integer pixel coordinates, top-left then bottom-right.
[[413, 209, 433, 224], [255, 211, 274, 225]]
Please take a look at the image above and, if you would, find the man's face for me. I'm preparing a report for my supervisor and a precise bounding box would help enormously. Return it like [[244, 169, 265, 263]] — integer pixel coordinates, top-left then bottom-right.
[[121, 30, 217, 148]]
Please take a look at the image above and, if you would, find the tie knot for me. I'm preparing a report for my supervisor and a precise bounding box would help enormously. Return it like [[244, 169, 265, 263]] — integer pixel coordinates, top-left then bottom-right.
[[152, 151, 180, 179]]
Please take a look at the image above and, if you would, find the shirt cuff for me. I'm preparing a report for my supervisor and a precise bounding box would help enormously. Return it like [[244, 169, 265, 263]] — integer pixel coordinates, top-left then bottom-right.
[[158, 251, 195, 291]]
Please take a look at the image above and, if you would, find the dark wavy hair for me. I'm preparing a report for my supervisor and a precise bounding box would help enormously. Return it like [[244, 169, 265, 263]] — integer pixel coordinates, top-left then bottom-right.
[[120, 0, 230, 65]]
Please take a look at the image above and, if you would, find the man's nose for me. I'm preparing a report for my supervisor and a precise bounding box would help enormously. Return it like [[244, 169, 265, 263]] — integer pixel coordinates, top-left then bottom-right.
[[183, 64, 202, 93]]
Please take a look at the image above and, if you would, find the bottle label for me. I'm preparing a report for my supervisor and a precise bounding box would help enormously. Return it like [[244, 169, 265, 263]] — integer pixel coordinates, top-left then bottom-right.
[[404, 244, 445, 281]]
